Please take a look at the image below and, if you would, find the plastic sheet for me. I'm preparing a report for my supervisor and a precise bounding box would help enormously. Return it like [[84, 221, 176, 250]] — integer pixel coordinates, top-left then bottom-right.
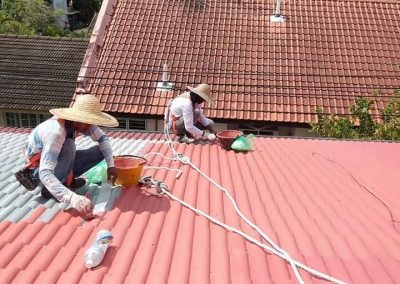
[[231, 134, 255, 152], [87, 160, 108, 185]]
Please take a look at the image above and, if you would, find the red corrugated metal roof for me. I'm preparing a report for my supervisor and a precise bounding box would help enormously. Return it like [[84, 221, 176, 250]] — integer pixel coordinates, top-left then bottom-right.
[[84, 0, 400, 123], [1, 135, 400, 283]]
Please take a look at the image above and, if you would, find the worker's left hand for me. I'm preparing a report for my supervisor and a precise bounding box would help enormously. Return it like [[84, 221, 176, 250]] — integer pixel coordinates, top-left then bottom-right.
[[107, 167, 118, 184], [207, 133, 216, 141]]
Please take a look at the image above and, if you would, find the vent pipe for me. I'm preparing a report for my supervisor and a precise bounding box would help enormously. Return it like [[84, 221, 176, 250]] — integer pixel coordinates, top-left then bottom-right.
[[156, 63, 174, 91], [270, 0, 285, 23]]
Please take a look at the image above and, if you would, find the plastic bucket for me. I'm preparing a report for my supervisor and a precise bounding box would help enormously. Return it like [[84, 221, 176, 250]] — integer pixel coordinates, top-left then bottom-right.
[[114, 155, 147, 187], [216, 130, 244, 150]]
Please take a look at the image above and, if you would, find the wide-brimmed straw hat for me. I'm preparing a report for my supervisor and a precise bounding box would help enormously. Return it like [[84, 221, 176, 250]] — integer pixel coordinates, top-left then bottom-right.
[[50, 94, 119, 127], [187, 83, 215, 105]]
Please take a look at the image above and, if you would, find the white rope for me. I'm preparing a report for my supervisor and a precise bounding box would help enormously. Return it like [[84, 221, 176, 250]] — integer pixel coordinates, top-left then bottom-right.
[[143, 124, 346, 284], [158, 184, 345, 284]]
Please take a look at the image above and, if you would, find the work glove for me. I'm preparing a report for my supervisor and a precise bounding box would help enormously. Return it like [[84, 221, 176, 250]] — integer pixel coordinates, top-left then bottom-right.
[[207, 133, 216, 141], [62, 191, 93, 215]]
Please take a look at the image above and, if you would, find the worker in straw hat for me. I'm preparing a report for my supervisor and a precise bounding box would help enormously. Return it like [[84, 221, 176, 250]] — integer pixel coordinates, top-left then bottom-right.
[[16, 94, 119, 215], [165, 83, 218, 143]]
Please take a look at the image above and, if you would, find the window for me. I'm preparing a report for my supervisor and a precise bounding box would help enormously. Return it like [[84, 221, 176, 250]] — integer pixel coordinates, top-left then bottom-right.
[[238, 123, 278, 136], [6, 113, 19, 127], [116, 118, 127, 129], [5, 113, 51, 128], [128, 119, 146, 131], [115, 117, 146, 131]]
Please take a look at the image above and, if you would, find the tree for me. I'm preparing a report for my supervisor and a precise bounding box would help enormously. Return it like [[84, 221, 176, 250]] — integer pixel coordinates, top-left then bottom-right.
[[0, 10, 35, 34], [1, 0, 69, 36], [310, 92, 400, 140]]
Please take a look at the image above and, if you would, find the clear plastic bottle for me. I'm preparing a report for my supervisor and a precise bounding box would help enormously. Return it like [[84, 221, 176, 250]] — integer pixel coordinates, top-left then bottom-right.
[[84, 230, 113, 269]]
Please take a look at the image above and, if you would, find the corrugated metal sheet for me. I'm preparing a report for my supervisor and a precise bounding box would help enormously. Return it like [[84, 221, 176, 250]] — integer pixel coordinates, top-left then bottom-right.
[[85, 0, 400, 123], [0, 128, 159, 223], [0, 128, 399, 283]]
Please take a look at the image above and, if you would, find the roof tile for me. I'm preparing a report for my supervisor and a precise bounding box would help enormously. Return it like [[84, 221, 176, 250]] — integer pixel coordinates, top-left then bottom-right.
[[0, 35, 88, 111], [0, 129, 399, 282]]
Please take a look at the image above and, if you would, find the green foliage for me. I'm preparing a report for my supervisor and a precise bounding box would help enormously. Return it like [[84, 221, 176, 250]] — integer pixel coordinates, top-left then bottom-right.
[[1, 0, 64, 35], [349, 97, 376, 138], [0, 10, 35, 34], [310, 92, 400, 141], [375, 99, 400, 140], [0, 0, 89, 37]]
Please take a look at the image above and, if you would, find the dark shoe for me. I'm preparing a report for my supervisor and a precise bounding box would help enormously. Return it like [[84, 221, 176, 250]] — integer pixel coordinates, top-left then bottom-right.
[[68, 178, 86, 190], [15, 168, 37, 191], [41, 186, 55, 199]]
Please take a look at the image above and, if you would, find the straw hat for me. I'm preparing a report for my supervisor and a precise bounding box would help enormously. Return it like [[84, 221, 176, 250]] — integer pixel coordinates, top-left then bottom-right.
[[50, 94, 119, 127], [187, 83, 215, 105]]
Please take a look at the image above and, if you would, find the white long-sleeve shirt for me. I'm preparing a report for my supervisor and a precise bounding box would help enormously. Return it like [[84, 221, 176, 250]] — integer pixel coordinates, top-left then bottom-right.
[[25, 117, 114, 201], [166, 92, 212, 138]]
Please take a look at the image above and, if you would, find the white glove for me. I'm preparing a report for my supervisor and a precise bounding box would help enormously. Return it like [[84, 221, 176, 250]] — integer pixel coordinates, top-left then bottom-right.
[[64, 192, 93, 214], [207, 133, 216, 141]]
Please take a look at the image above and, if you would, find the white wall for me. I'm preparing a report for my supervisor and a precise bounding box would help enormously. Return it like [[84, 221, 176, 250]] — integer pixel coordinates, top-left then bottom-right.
[[52, 0, 68, 27]]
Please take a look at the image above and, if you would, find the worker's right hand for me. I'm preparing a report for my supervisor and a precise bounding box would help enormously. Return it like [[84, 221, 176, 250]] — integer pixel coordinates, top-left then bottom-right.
[[207, 133, 216, 141], [69, 193, 93, 214]]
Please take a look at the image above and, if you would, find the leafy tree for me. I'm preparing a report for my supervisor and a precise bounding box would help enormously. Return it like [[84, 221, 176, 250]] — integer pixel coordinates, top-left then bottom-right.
[[375, 99, 400, 140], [0, 10, 35, 34], [310, 92, 400, 140], [1, 0, 65, 36]]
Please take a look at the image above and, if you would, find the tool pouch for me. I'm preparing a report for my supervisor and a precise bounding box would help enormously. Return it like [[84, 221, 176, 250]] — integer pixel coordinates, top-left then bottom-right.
[[14, 168, 37, 191]]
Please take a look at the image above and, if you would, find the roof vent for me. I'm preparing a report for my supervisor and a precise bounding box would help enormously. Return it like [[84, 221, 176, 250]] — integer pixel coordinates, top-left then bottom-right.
[[156, 63, 174, 91], [270, 0, 285, 23]]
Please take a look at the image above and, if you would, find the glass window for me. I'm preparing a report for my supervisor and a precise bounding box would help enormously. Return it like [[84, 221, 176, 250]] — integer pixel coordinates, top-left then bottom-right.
[[39, 114, 51, 123], [29, 114, 38, 127], [5, 113, 20, 127], [6, 112, 48, 128], [21, 113, 30, 127]]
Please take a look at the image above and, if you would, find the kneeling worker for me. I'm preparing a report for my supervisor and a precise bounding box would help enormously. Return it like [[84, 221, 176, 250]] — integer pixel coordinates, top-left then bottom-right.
[[165, 83, 217, 143], [16, 94, 119, 215]]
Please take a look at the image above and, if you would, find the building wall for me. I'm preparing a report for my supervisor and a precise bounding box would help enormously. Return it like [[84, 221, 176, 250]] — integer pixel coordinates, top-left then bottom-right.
[[155, 119, 315, 137], [52, 0, 68, 27], [292, 127, 314, 137], [146, 119, 156, 131], [155, 119, 227, 133]]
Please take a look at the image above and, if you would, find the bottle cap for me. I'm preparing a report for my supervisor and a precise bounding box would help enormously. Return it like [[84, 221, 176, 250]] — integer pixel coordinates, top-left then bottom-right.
[[86, 259, 94, 268]]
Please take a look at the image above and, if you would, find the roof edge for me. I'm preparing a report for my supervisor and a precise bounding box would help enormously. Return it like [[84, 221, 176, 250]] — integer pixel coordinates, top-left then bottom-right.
[[0, 33, 88, 42], [75, 0, 118, 92]]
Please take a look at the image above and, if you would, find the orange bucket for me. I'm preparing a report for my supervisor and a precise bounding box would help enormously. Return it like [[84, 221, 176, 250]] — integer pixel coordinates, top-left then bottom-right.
[[114, 155, 147, 187], [216, 130, 243, 150]]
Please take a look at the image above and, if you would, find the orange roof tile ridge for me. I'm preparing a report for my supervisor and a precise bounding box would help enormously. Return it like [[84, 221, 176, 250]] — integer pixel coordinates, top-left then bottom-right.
[[76, 0, 118, 91]]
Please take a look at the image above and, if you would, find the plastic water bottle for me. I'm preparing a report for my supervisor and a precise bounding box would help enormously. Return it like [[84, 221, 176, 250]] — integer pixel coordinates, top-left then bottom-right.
[[84, 230, 113, 269]]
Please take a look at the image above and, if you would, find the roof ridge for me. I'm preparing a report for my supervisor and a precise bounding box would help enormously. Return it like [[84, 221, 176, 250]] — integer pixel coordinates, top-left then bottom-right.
[[0, 34, 88, 42]]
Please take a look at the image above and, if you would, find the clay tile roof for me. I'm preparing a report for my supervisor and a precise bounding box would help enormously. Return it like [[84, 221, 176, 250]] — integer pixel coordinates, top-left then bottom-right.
[[86, 0, 400, 123], [0, 127, 400, 283], [0, 35, 89, 111]]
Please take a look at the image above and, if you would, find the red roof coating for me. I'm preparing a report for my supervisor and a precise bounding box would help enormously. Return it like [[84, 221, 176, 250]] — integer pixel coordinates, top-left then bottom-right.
[[1, 136, 400, 283], [85, 0, 400, 123]]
